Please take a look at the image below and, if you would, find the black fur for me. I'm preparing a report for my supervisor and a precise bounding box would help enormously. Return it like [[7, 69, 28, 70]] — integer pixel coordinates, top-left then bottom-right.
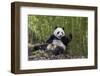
[[33, 43, 48, 51], [52, 46, 64, 55], [46, 33, 72, 47]]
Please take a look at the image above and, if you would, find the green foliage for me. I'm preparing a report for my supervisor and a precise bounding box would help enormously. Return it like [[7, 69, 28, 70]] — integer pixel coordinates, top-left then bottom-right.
[[28, 15, 88, 58]]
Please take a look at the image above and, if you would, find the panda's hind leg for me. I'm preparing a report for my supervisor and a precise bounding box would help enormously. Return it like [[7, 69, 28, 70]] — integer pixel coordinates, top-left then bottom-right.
[[52, 46, 64, 55], [33, 43, 48, 51]]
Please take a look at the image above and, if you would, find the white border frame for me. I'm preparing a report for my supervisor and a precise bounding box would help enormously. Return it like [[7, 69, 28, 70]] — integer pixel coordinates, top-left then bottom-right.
[[20, 6, 95, 70]]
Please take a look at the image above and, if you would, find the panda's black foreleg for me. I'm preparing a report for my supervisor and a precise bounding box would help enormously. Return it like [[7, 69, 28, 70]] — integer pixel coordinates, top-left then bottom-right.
[[33, 43, 48, 51]]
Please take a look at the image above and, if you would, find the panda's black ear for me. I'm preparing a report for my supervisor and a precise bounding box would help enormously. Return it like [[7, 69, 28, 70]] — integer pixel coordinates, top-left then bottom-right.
[[54, 26, 58, 29], [62, 27, 64, 30]]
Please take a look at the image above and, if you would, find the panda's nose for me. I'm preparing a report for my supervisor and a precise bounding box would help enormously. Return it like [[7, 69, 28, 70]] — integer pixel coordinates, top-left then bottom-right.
[[59, 35, 62, 37]]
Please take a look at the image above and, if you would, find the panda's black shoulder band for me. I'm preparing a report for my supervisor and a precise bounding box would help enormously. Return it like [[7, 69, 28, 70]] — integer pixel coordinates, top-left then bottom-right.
[[46, 35, 55, 43]]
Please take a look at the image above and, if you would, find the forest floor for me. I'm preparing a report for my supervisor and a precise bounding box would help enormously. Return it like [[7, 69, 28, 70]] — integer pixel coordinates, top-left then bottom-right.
[[28, 49, 85, 61]]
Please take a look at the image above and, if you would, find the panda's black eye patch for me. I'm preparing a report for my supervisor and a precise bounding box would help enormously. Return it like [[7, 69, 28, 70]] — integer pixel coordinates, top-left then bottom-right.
[[62, 32, 63, 35], [57, 31, 60, 34]]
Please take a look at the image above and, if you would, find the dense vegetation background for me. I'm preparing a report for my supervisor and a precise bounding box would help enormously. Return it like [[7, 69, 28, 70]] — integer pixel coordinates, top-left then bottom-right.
[[28, 15, 88, 60]]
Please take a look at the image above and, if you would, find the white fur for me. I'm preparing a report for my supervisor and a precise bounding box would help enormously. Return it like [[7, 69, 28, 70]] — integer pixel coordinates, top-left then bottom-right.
[[47, 44, 57, 51], [53, 40, 66, 50], [53, 27, 65, 39]]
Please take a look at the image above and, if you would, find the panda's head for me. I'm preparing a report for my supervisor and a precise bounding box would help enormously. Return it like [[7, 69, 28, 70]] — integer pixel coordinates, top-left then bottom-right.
[[53, 27, 65, 39]]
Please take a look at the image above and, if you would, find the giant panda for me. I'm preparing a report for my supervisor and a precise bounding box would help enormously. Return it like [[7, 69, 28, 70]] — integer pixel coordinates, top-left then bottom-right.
[[33, 27, 72, 55]]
